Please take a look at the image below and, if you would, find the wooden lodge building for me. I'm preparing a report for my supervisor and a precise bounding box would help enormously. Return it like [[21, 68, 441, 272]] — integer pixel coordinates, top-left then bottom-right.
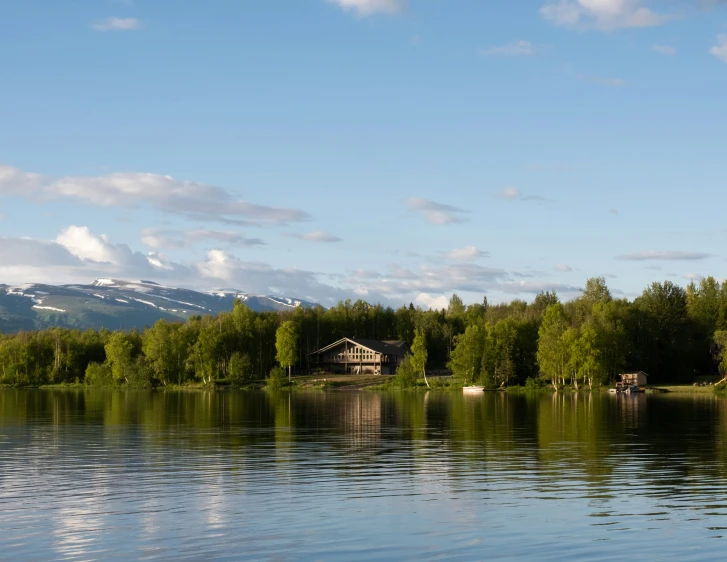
[[308, 338, 410, 375], [616, 371, 649, 388]]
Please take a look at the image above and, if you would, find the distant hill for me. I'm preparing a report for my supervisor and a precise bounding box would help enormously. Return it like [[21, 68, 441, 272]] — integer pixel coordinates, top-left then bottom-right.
[[0, 278, 317, 333]]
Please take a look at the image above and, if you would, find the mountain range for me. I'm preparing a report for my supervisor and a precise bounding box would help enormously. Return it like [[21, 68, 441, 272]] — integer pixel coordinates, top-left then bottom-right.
[[0, 279, 317, 333]]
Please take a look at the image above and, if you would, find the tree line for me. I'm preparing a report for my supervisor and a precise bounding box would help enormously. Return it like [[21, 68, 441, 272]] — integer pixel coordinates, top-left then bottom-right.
[[2, 276, 727, 388]]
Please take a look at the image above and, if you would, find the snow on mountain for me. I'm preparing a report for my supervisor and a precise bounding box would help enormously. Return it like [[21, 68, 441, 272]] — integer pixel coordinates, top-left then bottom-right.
[[0, 279, 318, 333]]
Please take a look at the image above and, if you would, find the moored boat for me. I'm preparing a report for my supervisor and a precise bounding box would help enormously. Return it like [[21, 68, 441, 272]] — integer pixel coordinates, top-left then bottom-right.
[[463, 386, 485, 393]]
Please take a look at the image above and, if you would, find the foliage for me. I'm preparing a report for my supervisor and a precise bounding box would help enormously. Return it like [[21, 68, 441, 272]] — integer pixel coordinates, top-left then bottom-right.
[[104, 332, 137, 383], [394, 356, 419, 387], [410, 329, 429, 388], [448, 324, 487, 383], [275, 320, 298, 380], [267, 365, 286, 391], [536, 303, 569, 389], [85, 362, 113, 386], [714, 331, 727, 375], [228, 352, 253, 385], [524, 376, 549, 391], [2, 275, 727, 390]]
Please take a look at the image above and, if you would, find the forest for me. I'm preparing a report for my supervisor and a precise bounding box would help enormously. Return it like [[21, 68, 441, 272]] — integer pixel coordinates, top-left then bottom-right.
[[2, 276, 727, 389]]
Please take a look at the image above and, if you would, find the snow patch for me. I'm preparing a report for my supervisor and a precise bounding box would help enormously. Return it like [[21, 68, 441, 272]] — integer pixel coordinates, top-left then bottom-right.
[[33, 305, 67, 313], [115, 298, 129, 304], [132, 298, 158, 308], [93, 294, 105, 299]]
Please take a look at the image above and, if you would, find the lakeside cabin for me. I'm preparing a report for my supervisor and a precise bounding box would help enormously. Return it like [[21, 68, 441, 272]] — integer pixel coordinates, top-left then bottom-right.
[[308, 338, 410, 375], [616, 371, 649, 389]]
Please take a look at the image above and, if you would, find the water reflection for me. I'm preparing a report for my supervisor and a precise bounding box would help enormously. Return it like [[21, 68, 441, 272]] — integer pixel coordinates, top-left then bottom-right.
[[1, 389, 727, 560]]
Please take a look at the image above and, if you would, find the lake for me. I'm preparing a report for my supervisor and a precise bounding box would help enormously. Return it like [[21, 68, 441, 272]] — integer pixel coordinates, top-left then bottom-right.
[[1, 389, 727, 560]]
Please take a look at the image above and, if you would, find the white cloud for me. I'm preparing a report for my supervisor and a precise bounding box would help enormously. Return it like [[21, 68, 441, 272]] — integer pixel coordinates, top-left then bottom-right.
[[555, 264, 573, 272], [405, 197, 468, 225], [0, 228, 357, 305], [711, 35, 727, 63], [284, 231, 342, 243], [415, 293, 450, 310], [0, 163, 310, 225], [0, 237, 82, 268], [141, 228, 265, 250], [540, 0, 670, 31], [445, 246, 488, 261], [652, 44, 677, 55], [56, 226, 116, 263], [616, 250, 711, 261], [685, 273, 704, 281], [92, 17, 141, 31], [496, 186, 521, 200], [480, 40, 537, 57], [325, 0, 405, 16], [0, 228, 194, 288], [349, 263, 509, 296]]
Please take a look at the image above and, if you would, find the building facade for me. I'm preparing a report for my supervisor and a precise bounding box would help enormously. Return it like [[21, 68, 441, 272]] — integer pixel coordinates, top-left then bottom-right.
[[308, 338, 410, 375], [618, 371, 649, 387]]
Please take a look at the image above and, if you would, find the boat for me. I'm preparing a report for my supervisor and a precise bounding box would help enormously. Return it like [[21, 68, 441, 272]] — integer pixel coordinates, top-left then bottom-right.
[[608, 388, 618, 394], [463, 385, 485, 393]]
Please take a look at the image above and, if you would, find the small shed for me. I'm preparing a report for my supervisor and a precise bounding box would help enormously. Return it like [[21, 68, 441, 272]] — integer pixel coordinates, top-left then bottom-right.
[[618, 371, 649, 387]]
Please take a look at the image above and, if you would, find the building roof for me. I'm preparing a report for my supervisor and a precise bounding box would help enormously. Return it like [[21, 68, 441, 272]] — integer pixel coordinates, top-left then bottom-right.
[[619, 371, 649, 377], [383, 340, 409, 349], [308, 337, 410, 357]]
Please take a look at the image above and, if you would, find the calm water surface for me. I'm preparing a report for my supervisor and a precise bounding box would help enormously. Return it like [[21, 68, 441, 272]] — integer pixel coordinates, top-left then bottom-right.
[[2, 389, 727, 560]]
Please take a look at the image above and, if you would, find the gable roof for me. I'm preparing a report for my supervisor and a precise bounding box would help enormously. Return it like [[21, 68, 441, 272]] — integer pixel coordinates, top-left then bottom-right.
[[619, 371, 649, 377], [309, 337, 410, 357]]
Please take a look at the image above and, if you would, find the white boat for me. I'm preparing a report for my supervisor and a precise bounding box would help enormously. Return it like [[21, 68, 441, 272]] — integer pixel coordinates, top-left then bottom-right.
[[608, 388, 618, 393], [463, 386, 485, 393]]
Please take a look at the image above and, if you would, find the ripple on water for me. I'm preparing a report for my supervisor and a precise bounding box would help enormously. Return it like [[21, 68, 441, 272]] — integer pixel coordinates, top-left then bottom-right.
[[1, 390, 727, 560]]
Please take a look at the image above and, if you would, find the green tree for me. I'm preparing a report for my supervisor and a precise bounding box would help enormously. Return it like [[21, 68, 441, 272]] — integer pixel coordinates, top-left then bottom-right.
[[276, 321, 298, 381], [447, 294, 466, 317], [104, 332, 135, 383], [228, 352, 252, 385], [713, 331, 727, 375], [536, 303, 569, 389], [410, 329, 430, 388], [562, 327, 581, 388], [448, 324, 487, 383], [190, 321, 223, 385], [576, 323, 605, 389], [85, 362, 113, 386], [635, 281, 690, 382], [490, 319, 517, 387]]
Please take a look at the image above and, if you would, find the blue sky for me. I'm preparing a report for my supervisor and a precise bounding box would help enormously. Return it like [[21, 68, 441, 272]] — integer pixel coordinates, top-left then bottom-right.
[[1, 0, 727, 308]]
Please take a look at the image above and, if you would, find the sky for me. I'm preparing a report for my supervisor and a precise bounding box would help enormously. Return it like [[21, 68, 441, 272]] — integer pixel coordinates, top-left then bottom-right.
[[1, 0, 726, 309]]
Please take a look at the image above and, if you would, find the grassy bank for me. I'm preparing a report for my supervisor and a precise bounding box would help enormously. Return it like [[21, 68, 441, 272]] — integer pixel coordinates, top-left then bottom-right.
[[647, 385, 717, 394]]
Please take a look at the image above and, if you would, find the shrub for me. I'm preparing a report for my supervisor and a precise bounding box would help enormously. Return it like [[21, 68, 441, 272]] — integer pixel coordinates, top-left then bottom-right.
[[267, 365, 286, 391], [394, 357, 419, 388], [85, 362, 113, 386], [525, 376, 548, 390]]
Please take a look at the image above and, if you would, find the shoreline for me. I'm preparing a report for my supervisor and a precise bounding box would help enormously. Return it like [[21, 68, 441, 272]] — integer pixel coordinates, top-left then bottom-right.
[[1, 380, 722, 396]]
